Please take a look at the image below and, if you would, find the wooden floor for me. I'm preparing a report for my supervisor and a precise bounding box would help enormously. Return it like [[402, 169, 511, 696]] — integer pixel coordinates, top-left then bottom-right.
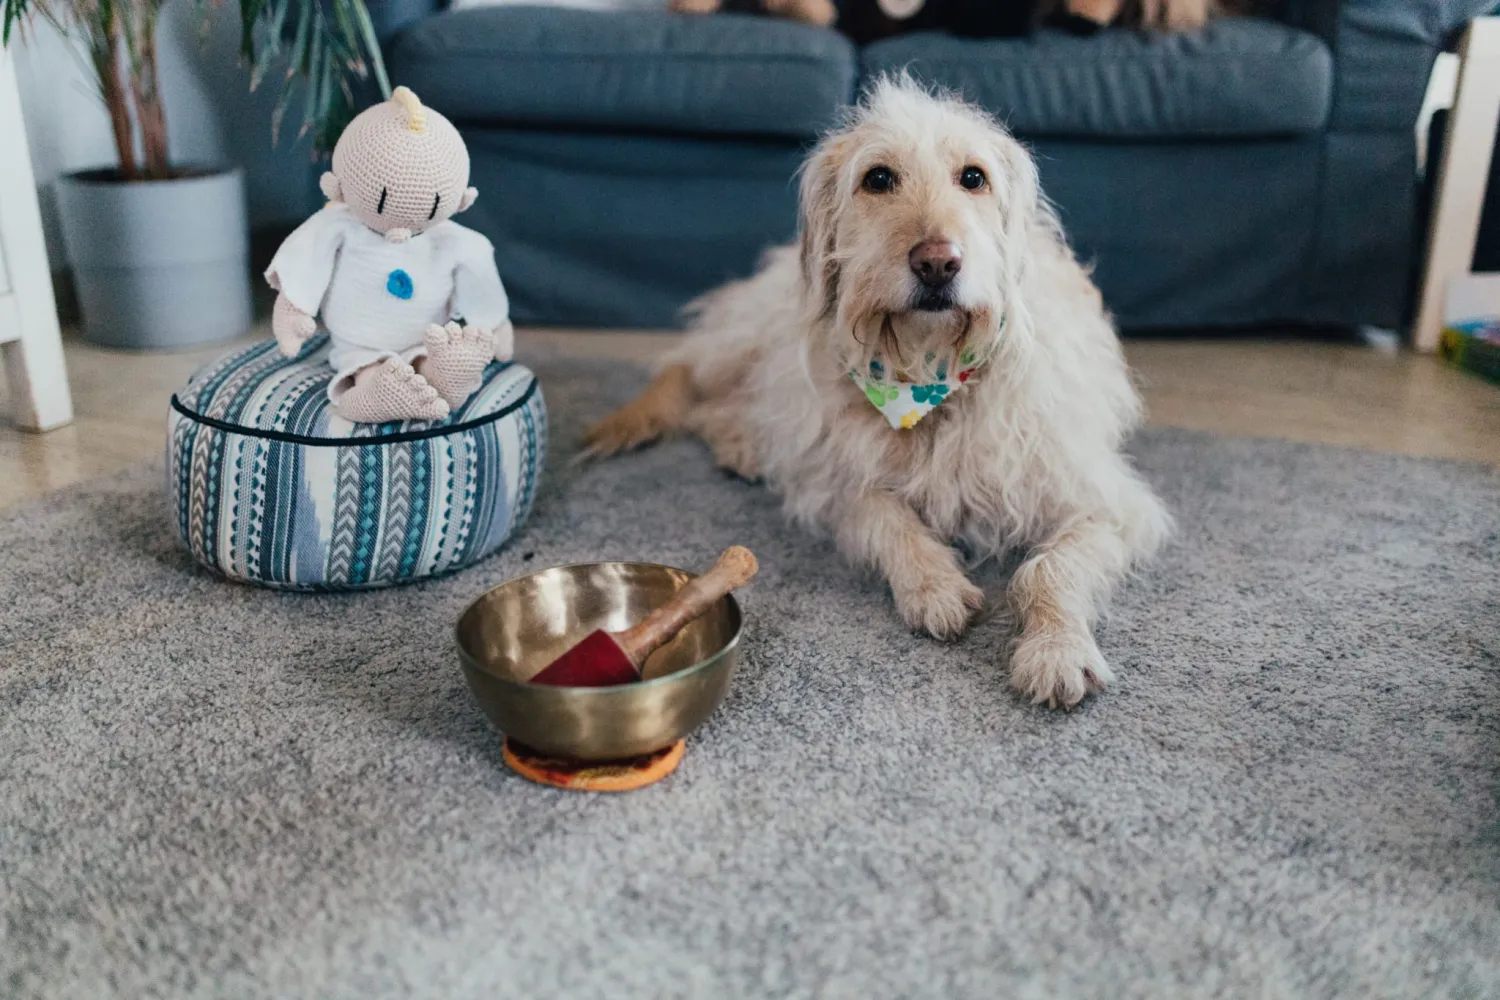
[[2, 326, 1498, 510]]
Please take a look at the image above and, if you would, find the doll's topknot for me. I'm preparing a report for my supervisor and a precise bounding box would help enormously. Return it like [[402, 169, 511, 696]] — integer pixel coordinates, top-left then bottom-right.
[[391, 86, 428, 133]]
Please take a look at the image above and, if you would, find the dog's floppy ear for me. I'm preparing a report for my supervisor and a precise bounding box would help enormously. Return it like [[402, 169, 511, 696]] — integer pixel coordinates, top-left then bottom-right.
[[993, 134, 1041, 275], [988, 129, 1046, 349], [797, 132, 850, 322]]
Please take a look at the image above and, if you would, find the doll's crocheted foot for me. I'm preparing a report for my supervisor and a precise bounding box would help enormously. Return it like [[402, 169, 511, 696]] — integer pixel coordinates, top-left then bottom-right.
[[422, 321, 496, 407], [336, 358, 451, 424]]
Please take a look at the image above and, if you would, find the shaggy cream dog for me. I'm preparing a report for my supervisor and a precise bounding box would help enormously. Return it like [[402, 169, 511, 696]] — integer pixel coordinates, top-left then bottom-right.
[[585, 76, 1171, 708]]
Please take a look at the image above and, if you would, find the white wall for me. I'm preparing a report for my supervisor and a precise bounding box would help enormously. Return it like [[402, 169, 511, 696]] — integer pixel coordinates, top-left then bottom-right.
[[12, 0, 322, 270]]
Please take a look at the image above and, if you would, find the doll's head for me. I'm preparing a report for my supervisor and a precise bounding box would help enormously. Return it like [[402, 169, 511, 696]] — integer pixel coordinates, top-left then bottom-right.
[[320, 86, 478, 243]]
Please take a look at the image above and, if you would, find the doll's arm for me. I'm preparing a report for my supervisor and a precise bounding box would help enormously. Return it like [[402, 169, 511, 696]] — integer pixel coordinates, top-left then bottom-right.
[[272, 293, 319, 358], [264, 207, 348, 355], [450, 231, 514, 362]]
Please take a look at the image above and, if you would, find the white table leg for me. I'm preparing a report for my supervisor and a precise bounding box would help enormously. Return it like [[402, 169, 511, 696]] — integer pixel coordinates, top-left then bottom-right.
[[0, 48, 72, 431], [1414, 17, 1500, 353]]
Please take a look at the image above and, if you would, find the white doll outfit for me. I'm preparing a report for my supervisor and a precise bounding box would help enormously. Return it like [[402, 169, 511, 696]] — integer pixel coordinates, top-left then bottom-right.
[[265, 203, 511, 402]]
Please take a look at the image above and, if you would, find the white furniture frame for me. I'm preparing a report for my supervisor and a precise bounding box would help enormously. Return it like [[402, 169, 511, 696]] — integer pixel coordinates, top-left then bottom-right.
[[0, 47, 72, 431], [1414, 17, 1500, 353]]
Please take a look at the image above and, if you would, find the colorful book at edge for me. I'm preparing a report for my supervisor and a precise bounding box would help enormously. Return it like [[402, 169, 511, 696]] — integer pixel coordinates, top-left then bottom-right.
[[1440, 319, 1500, 384]]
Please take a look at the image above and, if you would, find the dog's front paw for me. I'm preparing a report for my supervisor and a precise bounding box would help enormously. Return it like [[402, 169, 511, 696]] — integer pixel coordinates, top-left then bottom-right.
[[893, 571, 984, 642], [1008, 627, 1114, 709], [709, 430, 763, 482]]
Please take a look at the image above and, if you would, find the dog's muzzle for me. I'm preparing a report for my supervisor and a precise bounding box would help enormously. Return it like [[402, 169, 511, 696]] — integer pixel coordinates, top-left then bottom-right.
[[913, 287, 959, 312]]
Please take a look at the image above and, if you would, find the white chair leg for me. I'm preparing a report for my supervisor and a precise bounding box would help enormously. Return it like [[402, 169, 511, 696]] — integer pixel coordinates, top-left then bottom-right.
[[1414, 17, 1500, 353], [2, 332, 73, 432], [0, 48, 72, 432]]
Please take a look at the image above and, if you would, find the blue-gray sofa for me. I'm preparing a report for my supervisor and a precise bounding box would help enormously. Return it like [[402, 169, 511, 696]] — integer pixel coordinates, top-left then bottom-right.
[[370, 0, 1492, 330]]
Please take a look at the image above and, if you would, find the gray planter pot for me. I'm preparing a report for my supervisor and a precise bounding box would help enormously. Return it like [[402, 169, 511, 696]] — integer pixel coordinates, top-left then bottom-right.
[[57, 166, 252, 350]]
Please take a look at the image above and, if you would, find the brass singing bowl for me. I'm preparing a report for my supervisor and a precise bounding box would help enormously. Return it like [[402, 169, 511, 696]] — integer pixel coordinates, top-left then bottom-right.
[[455, 561, 743, 762]]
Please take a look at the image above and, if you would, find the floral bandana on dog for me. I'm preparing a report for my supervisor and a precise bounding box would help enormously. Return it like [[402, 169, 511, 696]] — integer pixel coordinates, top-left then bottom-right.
[[849, 334, 999, 430]]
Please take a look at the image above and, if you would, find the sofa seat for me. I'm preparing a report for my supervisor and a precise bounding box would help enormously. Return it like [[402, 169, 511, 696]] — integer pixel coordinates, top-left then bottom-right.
[[862, 18, 1333, 139], [392, 7, 857, 139]]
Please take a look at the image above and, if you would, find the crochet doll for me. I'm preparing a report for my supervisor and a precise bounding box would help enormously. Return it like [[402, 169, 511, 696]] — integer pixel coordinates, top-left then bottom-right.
[[265, 87, 514, 424]]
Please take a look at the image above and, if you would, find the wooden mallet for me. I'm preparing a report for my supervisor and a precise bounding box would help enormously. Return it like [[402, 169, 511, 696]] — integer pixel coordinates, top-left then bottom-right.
[[528, 546, 759, 687]]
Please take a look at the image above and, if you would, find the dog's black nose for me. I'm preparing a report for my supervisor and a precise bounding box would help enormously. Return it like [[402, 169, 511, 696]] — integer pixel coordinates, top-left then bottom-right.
[[909, 241, 962, 288]]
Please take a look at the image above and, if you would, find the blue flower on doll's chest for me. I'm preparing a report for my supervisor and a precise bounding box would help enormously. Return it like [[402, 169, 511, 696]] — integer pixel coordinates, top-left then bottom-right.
[[386, 269, 415, 300]]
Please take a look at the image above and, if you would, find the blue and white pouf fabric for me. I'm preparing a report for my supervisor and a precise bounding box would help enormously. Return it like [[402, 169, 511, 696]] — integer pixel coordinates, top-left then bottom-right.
[[167, 335, 546, 590]]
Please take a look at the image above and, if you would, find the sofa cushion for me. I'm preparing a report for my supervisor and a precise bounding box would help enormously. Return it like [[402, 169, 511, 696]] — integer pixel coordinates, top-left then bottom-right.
[[861, 18, 1333, 139], [391, 8, 857, 139]]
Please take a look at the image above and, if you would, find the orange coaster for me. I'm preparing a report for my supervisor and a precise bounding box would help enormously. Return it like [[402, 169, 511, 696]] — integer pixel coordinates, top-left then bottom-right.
[[503, 738, 686, 792]]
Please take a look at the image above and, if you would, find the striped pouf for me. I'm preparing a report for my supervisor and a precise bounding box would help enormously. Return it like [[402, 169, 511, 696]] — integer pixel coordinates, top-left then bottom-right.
[[167, 335, 546, 590]]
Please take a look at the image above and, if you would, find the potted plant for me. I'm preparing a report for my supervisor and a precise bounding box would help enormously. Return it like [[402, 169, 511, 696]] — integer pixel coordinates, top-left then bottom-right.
[[1, 0, 390, 349]]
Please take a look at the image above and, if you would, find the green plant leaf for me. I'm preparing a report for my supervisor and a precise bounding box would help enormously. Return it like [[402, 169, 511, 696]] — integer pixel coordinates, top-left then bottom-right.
[[238, 0, 259, 61], [349, 0, 388, 98], [270, 78, 291, 141], [283, 0, 310, 81], [7, 0, 390, 158], [298, 29, 323, 139], [2, 0, 29, 46], [248, 0, 286, 91], [315, 44, 334, 146], [328, 0, 360, 72]]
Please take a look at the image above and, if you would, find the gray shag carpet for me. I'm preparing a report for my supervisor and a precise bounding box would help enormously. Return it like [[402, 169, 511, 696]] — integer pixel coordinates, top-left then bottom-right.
[[3, 350, 1499, 1000]]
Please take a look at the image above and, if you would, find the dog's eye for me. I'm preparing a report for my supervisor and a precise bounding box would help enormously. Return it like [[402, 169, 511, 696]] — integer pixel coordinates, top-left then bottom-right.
[[861, 166, 897, 194], [959, 166, 987, 191]]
